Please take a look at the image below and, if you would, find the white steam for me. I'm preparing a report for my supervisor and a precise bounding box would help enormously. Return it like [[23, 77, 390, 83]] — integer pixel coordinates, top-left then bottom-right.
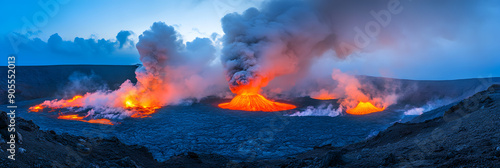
[[288, 104, 342, 117]]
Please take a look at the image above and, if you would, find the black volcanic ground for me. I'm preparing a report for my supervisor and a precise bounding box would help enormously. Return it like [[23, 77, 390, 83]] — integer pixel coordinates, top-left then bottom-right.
[[1, 65, 499, 167]]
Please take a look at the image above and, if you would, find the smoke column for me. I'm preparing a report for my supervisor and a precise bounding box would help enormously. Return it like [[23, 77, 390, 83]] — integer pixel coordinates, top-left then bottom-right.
[[220, 0, 493, 96], [31, 22, 227, 119]]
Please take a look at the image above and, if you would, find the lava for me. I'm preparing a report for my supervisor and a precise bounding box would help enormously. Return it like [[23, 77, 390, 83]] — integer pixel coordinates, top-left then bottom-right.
[[29, 95, 84, 112], [128, 106, 160, 118], [218, 93, 296, 112], [57, 114, 114, 125], [123, 97, 161, 118], [346, 101, 385, 115], [57, 114, 84, 120], [28, 105, 44, 112]]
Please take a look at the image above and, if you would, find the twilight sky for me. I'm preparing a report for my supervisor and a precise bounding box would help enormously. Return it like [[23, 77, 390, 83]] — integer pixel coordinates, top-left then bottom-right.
[[1, 0, 499, 80]]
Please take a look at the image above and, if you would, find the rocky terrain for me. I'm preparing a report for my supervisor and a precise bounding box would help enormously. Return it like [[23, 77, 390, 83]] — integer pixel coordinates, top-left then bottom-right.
[[211, 84, 499, 167], [1, 65, 499, 167], [0, 111, 163, 168], [165, 84, 500, 167], [3, 85, 498, 167]]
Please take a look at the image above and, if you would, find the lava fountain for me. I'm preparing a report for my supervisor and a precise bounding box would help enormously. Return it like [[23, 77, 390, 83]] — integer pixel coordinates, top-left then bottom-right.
[[218, 92, 296, 112], [346, 101, 385, 115], [218, 85, 296, 112]]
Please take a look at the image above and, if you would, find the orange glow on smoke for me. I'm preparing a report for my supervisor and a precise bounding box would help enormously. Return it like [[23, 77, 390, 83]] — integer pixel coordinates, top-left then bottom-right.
[[311, 93, 335, 100], [346, 101, 385, 115], [67, 95, 83, 102], [311, 89, 336, 100], [218, 92, 296, 112], [57, 114, 114, 125], [312, 95, 335, 100]]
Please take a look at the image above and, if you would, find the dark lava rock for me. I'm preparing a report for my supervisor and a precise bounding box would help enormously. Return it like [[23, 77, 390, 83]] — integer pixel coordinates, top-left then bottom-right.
[[383, 153, 398, 166], [19, 119, 39, 131], [320, 150, 344, 166], [0, 110, 163, 168], [187, 151, 199, 159], [217, 85, 500, 167], [0, 111, 8, 129]]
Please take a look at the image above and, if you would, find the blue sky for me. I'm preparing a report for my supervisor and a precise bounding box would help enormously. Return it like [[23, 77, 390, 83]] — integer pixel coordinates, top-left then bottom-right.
[[1, 0, 500, 80]]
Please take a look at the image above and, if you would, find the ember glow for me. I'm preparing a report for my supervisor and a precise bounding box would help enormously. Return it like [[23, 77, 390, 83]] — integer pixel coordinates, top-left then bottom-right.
[[346, 102, 385, 115], [218, 90, 296, 112]]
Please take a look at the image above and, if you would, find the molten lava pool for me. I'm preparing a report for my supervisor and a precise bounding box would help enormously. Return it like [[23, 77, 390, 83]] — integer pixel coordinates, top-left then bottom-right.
[[218, 93, 296, 111]]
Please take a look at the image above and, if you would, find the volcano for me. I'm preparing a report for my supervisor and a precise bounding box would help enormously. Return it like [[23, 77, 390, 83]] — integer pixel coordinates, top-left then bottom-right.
[[346, 101, 385, 115], [218, 93, 296, 112]]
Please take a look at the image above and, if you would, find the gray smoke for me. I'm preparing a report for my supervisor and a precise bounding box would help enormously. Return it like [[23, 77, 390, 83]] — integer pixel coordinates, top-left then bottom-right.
[[220, 0, 495, 95]]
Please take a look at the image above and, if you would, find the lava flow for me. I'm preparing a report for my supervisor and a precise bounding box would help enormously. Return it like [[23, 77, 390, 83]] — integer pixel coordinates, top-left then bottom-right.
[[346, 101, 385, 115], [218, 92, 296, 112], [57, 114, 114, 125], [124, 98, 160, 118], [28, 93, 161, 125], [29, 95, 84, 112]]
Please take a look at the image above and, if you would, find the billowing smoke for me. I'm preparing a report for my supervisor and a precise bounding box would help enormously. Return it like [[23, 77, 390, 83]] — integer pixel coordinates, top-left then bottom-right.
[[57, 71, 108, 99], [330, 69, 398, 110], [34, 22, 228, 119], [220, 0, 343, 94], [220, 0, 497, 97], [133, 22, 227, 105]]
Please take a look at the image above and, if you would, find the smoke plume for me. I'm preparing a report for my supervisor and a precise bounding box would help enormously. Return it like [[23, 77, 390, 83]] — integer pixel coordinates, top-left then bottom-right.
[[35, 22, 227, 119], [330, 69, 398, 110], [220, 0, 496, 97]]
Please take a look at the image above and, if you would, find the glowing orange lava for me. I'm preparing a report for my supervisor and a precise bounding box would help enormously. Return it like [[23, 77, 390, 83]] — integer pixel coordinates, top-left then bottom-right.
[[218, 93, 296, 112], [57, 114, 84, 120], [57, 114, 114, 125], [29, 95, 84, 113], [123, 97, 160, 118], [346, 101, 385, 115], [85, 119, 114, 125], [29, 105, 44, 112]]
